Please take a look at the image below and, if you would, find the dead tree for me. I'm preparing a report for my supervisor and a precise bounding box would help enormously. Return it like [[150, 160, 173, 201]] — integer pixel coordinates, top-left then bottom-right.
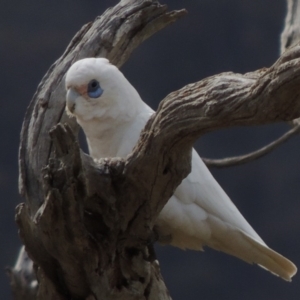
[[8, 0, 300, 299]]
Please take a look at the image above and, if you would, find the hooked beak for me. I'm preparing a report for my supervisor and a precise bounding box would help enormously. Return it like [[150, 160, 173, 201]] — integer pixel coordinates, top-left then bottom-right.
[[66, 88, 80, 114]]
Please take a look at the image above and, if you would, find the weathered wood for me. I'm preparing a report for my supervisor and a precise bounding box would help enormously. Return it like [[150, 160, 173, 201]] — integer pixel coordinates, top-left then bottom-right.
[[119, 46, 300, 237], [15, 1, 185, 299], [201, 0, 300, 168], [13, 0, 300, 299], [16, 41, 300, 299], [17, 122, 172, 299], [281, 0, 300, 53], [18, 0, 186, 215]]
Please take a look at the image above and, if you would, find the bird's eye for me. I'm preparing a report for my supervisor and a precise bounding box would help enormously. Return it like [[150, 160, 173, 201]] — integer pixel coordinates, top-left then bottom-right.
[[87, 79, 103, 98]]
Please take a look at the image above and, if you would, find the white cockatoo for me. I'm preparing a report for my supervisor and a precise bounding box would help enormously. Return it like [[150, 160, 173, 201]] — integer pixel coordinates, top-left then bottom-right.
[[65, 57, 297, 281]]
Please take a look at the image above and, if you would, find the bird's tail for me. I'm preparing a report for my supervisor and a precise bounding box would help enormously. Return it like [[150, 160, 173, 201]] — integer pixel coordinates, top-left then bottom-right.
[[207, 219, 297, 281]]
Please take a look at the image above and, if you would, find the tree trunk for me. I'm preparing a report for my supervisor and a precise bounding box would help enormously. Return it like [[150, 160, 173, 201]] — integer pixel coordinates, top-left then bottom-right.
[[9, 0, 300, 299]]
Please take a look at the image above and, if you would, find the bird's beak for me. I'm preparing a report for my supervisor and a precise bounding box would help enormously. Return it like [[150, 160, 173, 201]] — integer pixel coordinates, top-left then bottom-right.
[[66, 88, 80, 114]]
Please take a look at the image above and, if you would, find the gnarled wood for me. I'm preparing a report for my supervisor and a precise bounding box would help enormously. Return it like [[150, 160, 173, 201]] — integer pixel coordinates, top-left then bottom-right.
[[17, 124, 171, 299], [18, 0, 186, 215], [281, 0, 300, 53], [15, 1, 185, 299], [200, 0, 300, 168], [13, 0, 300, 299]]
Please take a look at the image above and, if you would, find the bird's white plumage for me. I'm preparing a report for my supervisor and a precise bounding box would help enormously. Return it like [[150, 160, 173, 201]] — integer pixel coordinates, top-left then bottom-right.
[[65, 57, 297, 280]]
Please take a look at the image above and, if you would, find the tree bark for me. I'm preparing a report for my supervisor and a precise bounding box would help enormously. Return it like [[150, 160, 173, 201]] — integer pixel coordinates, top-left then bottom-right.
[[11, 0, 300, 299], [202, 0, 300, 168], [13, 1, 185, 299], [281, 0, 300, 53], [18, 0, 186, 216]]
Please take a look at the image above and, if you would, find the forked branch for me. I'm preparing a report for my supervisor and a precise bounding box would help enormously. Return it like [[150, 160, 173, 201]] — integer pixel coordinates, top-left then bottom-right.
[[13, 0, 300, 299]]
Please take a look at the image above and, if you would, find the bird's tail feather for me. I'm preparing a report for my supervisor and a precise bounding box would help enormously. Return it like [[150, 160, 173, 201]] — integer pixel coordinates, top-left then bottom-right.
[[207, 219, 297, 281]]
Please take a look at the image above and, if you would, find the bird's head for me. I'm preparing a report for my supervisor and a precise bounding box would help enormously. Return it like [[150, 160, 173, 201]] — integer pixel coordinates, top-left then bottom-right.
[[65, 57, 136, 122]]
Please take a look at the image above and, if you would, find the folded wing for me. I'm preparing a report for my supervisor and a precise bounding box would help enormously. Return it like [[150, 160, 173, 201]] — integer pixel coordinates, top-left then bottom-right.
[[156, 149, 297, 280]]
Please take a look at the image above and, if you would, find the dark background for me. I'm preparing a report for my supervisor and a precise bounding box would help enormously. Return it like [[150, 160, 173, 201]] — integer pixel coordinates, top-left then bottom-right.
[[1, 0, 300, 299]]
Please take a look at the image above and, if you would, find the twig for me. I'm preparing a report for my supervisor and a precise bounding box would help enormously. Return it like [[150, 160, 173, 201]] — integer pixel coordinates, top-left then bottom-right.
[[202, 124, 300, 168]]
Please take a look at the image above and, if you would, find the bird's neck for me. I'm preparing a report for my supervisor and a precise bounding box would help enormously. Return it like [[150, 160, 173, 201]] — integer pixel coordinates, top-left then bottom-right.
[[77, 102, 152, 159], [80, 118, 128, 158]]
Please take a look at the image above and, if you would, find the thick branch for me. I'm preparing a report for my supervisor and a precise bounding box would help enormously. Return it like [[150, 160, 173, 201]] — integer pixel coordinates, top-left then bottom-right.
[[16, 1, 185, 299], [15, 0, 300, 299], [17, 123, 171, 300], [201, 0, 300, 169], [120, 45, 300, 234], [19, 0, 186, 215]]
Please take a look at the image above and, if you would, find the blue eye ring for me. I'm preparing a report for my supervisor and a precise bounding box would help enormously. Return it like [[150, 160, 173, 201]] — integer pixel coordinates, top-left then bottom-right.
[[87, 79, 103, 98]]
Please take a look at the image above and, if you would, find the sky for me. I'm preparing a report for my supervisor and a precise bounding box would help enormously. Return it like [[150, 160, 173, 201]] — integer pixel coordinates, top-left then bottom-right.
[[2, 0, 300, 299]]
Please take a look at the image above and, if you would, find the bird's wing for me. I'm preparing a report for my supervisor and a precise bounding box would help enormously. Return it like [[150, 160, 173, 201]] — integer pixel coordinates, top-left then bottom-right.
[[156, 149, 297, 280]]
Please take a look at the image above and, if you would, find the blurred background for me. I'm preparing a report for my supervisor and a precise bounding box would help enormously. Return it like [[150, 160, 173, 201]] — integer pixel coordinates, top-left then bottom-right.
[[1, 0, 300, 299]]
